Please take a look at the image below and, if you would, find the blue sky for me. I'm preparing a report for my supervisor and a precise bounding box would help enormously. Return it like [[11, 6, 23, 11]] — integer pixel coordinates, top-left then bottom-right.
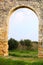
[[8, 8, 39, 41]]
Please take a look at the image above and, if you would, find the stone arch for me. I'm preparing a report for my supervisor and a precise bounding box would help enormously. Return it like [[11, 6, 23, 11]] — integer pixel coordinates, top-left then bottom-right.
[[0, 0, 43, 58], [9, 6, 37, 15], [8, 5, 40, 20]]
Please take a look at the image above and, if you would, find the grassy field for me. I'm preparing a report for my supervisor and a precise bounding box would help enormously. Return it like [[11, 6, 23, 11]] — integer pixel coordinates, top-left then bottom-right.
[[9, 50, 38, 58], [0, 50, 43, 65], [0, 56, 43, 65]]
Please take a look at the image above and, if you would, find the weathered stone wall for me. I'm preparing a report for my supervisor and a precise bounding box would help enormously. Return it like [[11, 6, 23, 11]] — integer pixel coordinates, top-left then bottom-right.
[[0, 0, 43, 57]]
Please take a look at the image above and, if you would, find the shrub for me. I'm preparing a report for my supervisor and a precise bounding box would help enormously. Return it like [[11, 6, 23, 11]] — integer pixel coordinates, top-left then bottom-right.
[[19, 40, 25, 46], [8, 38, 19, 50], [24, 39, 31, 47], [19, 39, 32, 50]]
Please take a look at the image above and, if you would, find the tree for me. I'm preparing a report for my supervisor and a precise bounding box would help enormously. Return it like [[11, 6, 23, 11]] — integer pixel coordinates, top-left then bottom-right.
[[19, 40, 25, 46], [24, 39, 31, 48], [8, 38, 18, 50]]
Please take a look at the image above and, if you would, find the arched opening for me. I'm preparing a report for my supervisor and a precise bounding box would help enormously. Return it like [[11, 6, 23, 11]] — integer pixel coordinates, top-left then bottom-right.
[[8, 7, 39, 41], [8, 7, 39, 57]]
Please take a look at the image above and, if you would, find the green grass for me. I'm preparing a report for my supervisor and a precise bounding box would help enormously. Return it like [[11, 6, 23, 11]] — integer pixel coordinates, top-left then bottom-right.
[[9, 50, 38, 58], [0, 57, 43, 65], [0, 50, 43, 65]]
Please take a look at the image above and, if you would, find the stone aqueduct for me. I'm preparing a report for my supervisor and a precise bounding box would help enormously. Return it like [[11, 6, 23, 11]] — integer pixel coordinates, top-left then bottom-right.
[[0, 0, 43, 58]]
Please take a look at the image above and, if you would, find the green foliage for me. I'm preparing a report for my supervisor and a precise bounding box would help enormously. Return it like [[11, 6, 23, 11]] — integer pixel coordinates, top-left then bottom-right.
[[19, 40, 25, 46], [20, 39, 31, 46], [24, 39, 31, 47], [32, 41, 38, 44], [8, 38, 38, 50], [8, 38, 18, 50]]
